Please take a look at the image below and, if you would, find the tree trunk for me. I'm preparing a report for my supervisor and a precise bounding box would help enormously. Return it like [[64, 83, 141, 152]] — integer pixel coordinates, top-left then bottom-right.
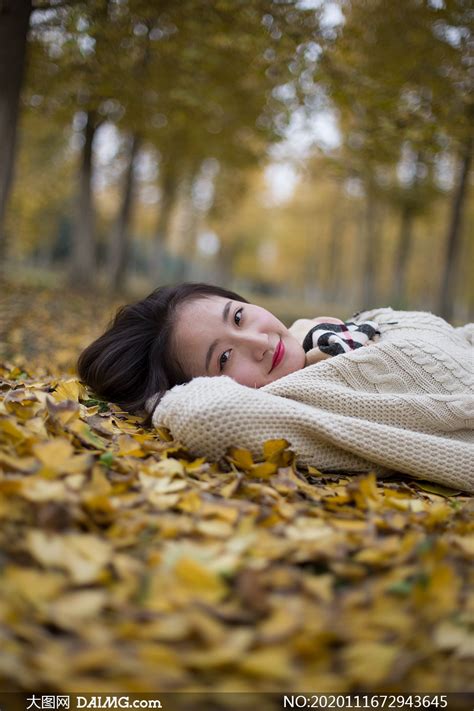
[[151, 165, 179, 282], [172, 171, 201, 281], [361, 185, 377, 309], [438, 139, 472, 322], [392, 203, 414, 307], [70, 111, 97, 288], [326, 200, 345, 303], [108, 134, 140, 293], [215, 240, 238, 287], [0, 0, 32, 266], [392, 150, 425, 308]]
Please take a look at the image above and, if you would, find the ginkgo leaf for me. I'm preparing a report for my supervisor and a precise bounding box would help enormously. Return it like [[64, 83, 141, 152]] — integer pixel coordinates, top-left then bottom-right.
[[53, 379, 86, 403], [0, 282, 473, 694]]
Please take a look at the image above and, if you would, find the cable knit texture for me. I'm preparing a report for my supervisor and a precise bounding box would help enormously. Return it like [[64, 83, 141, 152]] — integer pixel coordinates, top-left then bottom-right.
[[151, 309, 474, 492]]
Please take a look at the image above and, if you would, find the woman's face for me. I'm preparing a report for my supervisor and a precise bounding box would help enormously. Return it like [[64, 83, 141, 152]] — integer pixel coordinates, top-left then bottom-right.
[[172, 295, 306, 388]]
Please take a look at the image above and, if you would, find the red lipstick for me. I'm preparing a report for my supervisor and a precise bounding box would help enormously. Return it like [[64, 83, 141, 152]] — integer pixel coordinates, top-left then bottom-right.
[[270, 339, 285, 372]]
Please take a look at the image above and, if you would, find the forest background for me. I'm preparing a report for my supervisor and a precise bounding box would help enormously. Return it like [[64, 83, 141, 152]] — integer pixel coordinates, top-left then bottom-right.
[[0, 0, 473, 695], [0, 0, 472, 324]]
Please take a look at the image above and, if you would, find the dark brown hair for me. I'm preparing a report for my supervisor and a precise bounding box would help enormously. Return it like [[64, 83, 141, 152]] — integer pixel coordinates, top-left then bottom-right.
[[77, 282, 248, 423]]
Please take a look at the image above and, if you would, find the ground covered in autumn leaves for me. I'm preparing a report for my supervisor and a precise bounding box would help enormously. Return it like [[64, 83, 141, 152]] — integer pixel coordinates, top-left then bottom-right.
[[0, 281, 473, 697]]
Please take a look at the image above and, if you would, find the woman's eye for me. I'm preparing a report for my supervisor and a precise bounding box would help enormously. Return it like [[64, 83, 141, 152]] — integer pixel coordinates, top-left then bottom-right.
[[219, 350, 231, 371], [234, 307, 243, 325]]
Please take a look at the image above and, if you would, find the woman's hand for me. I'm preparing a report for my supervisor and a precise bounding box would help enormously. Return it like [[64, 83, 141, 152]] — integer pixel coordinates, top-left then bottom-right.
[[289, 317, 343, 342], [304, 348, 332, 366], [289, 317, 344, 368]]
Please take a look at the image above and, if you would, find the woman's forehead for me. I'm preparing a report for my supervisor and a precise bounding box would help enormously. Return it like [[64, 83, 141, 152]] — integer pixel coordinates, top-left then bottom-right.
[[174, 296, 225, 338], [178, 295, 230, 319]]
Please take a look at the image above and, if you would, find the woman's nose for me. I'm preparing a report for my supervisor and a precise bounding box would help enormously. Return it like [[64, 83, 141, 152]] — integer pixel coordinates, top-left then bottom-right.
[[237, 331, 268, 359]]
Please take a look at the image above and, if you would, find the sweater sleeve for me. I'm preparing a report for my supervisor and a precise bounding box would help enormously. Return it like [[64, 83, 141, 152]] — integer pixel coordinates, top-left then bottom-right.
[[151, 370, 474, 491], [151, 375, 382, 473]]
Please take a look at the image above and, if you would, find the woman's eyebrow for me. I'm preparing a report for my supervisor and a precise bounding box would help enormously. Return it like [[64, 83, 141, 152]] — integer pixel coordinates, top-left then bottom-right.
[[205, 301, 232, 372]]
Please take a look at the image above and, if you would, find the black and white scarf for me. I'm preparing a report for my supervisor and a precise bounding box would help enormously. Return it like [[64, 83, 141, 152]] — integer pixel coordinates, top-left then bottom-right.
[[303, 319, 380, 357]]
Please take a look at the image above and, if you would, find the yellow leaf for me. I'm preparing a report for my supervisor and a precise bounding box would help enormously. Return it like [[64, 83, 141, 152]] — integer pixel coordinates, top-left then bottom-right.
[[33, 438, 91, 476], [239, 647, 295, 680], [116, 434, 145, 457], [52, 378, 86, 402], [20, 477, 68, 502], [147, 458, 184, 477], [258, 597, 302, 642], [434, 620, 474, 657], [228, 447, 254, 470], [342, 642, 398, 685], [323, 492, 352, 505], [136, 643, 182, 671], [0, 416, 25, 440], [0, 451, 37, 473], [4, 391, 42, 419], [413, 562, 460, 613], [285, 517, 336, 542], [46, 397, 80, 425], [177, 489, 202, 513], [195, 519, 234, 538], [182, 629, 254, 668], [25, 531, 111, 584], [332, 519, 368, 531], [173, 557, 227, 602], [350, 472, 380, 509], [155, 426, 173, 441], [302, 573, 333, 602], [385, 496, 426, 512], [48, 590, 107, 630], [199, 500, 240, 523], [139, 473, 187, 494], [249, 461, 278, 478], [4, 566, 65, 605], [33, 438, 74, 467], [450, 534, 474, 557], [186, 608, 227, 644], [184, 456, 207, 472], [262, 438, 290, 460], [219, 476, 242, 498], [424, 502, 453, 525]]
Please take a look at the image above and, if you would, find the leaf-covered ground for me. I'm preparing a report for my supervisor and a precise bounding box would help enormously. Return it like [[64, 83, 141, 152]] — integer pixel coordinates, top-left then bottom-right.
[[0, 282, 473, 694]]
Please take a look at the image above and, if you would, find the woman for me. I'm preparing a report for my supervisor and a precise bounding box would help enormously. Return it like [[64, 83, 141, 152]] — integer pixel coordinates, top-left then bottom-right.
[[78, 282, 474, 492]]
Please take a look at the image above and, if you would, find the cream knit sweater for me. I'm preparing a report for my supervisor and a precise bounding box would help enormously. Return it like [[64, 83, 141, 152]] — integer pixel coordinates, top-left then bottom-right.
[[151, 308, 474, 492]]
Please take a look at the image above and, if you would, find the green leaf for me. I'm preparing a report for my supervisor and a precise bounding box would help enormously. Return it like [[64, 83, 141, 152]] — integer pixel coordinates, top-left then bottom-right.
[[414, 481, 462, 498], [99, 452, 114, 467]]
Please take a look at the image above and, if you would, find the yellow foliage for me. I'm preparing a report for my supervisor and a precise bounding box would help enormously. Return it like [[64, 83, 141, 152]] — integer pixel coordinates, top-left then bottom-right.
[[0, 284, 472, 693]]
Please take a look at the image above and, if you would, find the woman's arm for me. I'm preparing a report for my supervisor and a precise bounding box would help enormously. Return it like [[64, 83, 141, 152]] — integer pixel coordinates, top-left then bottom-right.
[[150, 368, 474, 492], [151, 375, 381, 472]]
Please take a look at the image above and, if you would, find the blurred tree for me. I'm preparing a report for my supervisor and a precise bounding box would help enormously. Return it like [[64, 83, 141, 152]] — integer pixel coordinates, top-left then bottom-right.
[[318, 0, 472, 314], [438, 136, 472, 320], [390, 149, 439, 306], [108, 133, 140, 292], [0, 0, 33, 265], [135, 0, 321, 282], [6, 106, 73, 261], [71, 109, 98, 285], [21, 0, 320, 289], [207, 166, 259, 286]]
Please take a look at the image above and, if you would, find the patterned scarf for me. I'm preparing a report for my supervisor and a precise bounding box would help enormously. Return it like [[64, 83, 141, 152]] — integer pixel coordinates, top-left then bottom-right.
[[302, 319, 381, 357]]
